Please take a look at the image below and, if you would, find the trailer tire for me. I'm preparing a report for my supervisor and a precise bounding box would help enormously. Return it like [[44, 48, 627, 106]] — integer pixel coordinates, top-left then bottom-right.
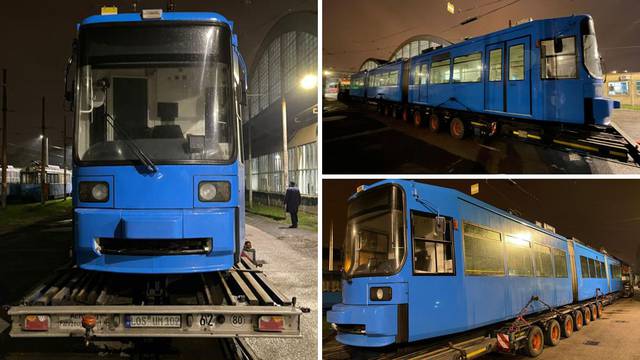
[[573, 310, 583, 331], [413, 111, 423, 127], [429, 114, 441, 133], [561, 315, 573, 338], [402, 108, 410, 122], [583, 307, 591, 325], [544, 319, 561, 346], [525, 325, 544, 357], [589, 304, 597, 321], [597, 301, 604, 317], [450, 117, 466, 140]]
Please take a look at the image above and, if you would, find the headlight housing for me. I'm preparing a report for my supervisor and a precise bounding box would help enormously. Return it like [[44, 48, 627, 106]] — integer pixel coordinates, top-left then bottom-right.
[[79, 181, 109, 202], [369, 287, 392, 301], [198, 181, 231, 202]]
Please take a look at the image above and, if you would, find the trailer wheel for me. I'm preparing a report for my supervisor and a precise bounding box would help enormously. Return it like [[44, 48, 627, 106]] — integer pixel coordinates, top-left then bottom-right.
[[450, 117, 466, 139], [589, 304, 597, 320], [429, 114, 441, 133], [402, 108, 410, 122], [525, 325, 544, 357], [574, 310, 583, 331], [583, 307, 591, 325], [597, 301, 604, 317], [413, 111, 423, 127], [561, 315, 573, 338], [544, 319, 561, 346]]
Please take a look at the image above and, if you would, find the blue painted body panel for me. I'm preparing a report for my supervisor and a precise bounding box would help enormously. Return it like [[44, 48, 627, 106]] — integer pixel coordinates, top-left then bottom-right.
[[607, 256, 623, 293], [349, 71, 367, 99], [329, 180, 621, 347], [73, 164, 242, 274], [354, 15, 618, 126], [572, 242, 609, 300]]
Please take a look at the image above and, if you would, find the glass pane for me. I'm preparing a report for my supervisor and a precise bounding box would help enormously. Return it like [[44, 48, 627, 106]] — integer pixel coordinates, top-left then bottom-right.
[[506, 236, 533, 277], [463, 223, 504, 275], [533, 243, 554, 277], [553, 248, 568, 278], [489, 49, 502, 81], [452, 53, 482, 83], [509, 44, 524, 81], [429, 59, 451, 84]]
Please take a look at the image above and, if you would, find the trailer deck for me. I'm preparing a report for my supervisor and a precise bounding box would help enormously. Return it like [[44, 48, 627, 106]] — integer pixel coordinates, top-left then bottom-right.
[[7, 258, 303, 339]]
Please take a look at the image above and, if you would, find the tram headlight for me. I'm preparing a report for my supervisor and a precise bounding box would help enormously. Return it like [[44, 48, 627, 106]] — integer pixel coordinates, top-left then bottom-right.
[[79, 181, 109, 202], [369, 287, 392, 301], [198, 181, 231, 202]]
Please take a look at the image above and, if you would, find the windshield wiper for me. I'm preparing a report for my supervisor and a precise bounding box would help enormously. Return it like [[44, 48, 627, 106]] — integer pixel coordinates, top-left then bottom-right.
[[104, 113, 158, 173]]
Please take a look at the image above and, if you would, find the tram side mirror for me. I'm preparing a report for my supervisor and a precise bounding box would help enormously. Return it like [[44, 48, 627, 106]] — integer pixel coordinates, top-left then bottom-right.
[[435, 216, 446, 237], [187, 134, 205, 153], [554, 38, 563, 53], [64, 40, 78, 111]]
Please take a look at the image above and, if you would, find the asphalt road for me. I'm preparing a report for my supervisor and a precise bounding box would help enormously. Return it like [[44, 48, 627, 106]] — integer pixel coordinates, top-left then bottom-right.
[[323, 100, 640, 174], [0, 214, 318, 360]]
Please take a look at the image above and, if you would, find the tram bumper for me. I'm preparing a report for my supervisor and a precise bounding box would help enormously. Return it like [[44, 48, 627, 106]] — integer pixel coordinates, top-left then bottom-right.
[[327, 303, 398, 347], [74, 207, 236, 274], [591, 97, 620, 126]]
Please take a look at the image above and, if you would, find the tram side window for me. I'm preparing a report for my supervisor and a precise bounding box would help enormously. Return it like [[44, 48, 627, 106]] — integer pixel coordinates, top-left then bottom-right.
[[412, 212, 454, 274], [388, 71, 399, 86], [430, 59, 451, 84], [452, 52, 482, 83], [506, 235, 533, 277], [463, 223, 504, 276], [420, 65, 428, 84], [489, 48, 502, 81], [599, 261, 606, 278], [552, 248, 568, 278], [588, 258, 597, 278], [509, 44, 525, 81], [540, 37, 577, 79], [580, 256, 589, 278], [533, 243, 554, 277]]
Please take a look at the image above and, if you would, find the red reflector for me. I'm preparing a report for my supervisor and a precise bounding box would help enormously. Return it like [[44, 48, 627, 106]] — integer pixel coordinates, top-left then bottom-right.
[[258, 316, 284, 332], [24, 315, 49, 331]]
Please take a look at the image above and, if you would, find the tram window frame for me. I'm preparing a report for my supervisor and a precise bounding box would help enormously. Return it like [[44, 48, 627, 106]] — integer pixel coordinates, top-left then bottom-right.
[[488, 48, 502, 82], [411, 211, 455, 276], [452, 52, 482, 83], [462, 222, 505, 276], [580, 256, 589, 278], [508, 44, 525, 81], [429, 58, 451, 85], [533, 243, 554, 278], [506, 235, 534, 277], [588, 258, 597, 278], [388, 71, 399, 86], [552, 248, 568, 278], [540, 36, 578, 80], [600, 261, 606, 278]]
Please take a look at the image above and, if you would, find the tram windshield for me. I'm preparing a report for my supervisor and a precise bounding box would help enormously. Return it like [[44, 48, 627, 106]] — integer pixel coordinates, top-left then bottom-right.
[[344, 185, 405, 277], [583, 18, 603, 79], [75, 24, 235, 164]]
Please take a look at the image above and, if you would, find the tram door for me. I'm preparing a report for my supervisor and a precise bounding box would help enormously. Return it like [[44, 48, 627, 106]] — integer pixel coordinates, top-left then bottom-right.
[[484, 37, 531, 115]]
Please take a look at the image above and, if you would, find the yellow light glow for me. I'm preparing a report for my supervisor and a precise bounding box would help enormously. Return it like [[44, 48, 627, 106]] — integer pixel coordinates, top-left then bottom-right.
[[324, 70, 332, 76], [299, 74, 318, 90], [507, 233, 531, 247]]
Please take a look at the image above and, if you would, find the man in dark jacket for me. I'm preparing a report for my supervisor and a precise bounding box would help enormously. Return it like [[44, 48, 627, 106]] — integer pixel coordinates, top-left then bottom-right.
[[284, 181, 302, 228]]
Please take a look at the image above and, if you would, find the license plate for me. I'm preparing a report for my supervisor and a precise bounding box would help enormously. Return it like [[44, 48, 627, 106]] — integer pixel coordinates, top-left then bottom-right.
[[58, 315, 83, 330], [125, 315, 181, 328]]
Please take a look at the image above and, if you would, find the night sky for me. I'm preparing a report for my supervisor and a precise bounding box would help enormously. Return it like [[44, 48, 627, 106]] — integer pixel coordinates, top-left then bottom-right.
[[324, 0, 640, 73], [322, 179, 640, 269], [0, 0, 315, 165]]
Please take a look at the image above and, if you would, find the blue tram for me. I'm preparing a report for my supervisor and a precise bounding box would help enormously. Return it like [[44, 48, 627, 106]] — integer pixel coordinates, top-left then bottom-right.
[[327, 180, 625, 347], [351, 15, 620, 138], [68, 8, 247, 274]]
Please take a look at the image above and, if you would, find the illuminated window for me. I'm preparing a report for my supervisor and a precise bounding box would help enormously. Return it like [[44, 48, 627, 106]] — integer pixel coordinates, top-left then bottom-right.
[[533, 243, 554, 278], [452, 52, 482, 83], [506, 235, 533, 277], [540, 37, 576, 79], [509, 44, 524, 81], [489, 49, 502, 81], [463, 223, 504, 276], [608, 81, 629, 95], [430, 58, 451, 84]]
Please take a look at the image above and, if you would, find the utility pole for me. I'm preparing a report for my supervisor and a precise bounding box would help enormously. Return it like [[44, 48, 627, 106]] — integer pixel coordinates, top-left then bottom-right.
[[63, 115, 67, 201], [1, 69, 7, 209], [41, 96, 46, 205]]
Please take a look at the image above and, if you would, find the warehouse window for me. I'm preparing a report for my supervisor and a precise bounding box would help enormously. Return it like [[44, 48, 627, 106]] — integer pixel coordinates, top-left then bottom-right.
[[506, 235, 533, 277], [430, 58, 451, 84], [580, 256, 589, 278], [509, 44, 525, 81], [608, 81, 629, 95], [636, 80, 640, 94], [452, 52, 482, 83], [588, 258, 597, 278], [489, 48, 502, 82], [540, 37, 577, 79], [463, 223, 504, 276], [552, 248, 568, 278], [533, 243, 554, 277], [412, 212, 454, 274]]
